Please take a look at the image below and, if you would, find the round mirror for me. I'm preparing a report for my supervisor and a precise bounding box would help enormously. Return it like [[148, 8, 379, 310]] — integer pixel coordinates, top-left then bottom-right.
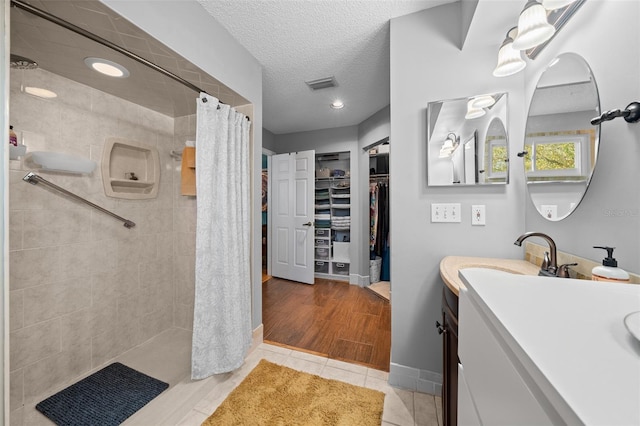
[[523, 52, 600, 221]]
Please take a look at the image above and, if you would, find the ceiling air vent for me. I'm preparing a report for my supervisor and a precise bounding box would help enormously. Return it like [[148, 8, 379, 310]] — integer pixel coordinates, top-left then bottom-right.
[[305, 76, 337, 91]]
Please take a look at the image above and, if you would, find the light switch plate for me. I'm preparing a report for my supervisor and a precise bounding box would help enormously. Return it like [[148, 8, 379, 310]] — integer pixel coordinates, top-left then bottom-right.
[[431, 203, 461, 223], [471, 205, 486, 226]]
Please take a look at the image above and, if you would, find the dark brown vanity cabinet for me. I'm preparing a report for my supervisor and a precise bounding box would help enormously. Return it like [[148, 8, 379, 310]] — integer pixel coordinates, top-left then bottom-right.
[[437, 285, 459, 426]]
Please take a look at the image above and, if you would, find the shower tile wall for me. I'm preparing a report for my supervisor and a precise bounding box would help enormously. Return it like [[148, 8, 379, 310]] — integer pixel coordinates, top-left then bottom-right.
[[8, 68, 184, 423]]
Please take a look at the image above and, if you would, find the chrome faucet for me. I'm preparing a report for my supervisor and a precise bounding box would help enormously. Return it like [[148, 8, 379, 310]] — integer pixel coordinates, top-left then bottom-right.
[[514, 232, 558, 277]]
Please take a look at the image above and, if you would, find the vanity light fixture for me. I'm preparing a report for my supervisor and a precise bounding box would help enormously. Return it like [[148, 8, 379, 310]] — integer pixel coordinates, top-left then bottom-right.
[[493, 27, 527, 77], [542, 0, 575, 10], [470, 95, 495, 109], [512, 0, 556, 51], [330, 100, 344, 109], [465, 100, 486, 119], [439, 133, 459, 157], [84, 57, 130, 78]]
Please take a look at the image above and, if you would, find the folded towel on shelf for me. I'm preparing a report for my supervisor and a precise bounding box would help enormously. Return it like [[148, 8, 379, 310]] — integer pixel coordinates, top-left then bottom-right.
[[331, 216, 351, 222], [331, 193, 350, 198], [315, 214, 331, 220], [180, 147, 196, 196]]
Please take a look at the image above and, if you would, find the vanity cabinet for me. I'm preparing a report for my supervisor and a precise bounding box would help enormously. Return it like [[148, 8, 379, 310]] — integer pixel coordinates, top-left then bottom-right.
[[438, 257, 545, 426], [453, 267, 640, 425], [458, 289, 554, 425], [439, 285, 458, 426]]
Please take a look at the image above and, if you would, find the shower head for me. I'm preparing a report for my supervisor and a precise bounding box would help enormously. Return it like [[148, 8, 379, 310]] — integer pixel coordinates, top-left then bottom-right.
[[10, 54, 38, 70]]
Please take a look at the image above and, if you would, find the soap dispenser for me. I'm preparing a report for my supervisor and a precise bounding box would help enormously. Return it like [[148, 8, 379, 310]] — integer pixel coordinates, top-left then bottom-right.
[[592, 246, 630, 283]]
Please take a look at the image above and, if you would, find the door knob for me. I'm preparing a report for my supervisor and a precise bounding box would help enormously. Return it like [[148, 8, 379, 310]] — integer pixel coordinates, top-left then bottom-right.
[[303, 222, 314, 227]]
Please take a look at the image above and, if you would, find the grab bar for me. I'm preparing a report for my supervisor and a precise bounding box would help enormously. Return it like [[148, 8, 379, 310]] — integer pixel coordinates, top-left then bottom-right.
[[23, 172, 136, 229]]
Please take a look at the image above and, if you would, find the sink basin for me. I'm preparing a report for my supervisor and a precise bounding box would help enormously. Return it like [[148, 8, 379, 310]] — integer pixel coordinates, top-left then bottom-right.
[[440, 256, 540, 296]]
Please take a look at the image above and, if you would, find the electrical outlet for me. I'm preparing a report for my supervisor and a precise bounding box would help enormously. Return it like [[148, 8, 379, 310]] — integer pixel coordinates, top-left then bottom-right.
[[471, 205, 486, 226], [541, 205, 557, 220], [431, 203, 461, 223]]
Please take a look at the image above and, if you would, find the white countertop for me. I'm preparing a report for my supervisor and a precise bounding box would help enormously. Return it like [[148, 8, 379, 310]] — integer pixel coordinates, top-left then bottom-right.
[[459, 268, 640, 426]]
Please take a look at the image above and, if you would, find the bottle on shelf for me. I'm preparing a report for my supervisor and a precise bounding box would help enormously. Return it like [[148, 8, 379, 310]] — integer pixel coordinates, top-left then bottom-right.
[[9, 125, 17, 146]]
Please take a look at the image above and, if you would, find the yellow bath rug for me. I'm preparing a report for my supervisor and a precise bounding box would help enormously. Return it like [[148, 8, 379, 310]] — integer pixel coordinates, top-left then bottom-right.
[[202, 359, 385, 425]]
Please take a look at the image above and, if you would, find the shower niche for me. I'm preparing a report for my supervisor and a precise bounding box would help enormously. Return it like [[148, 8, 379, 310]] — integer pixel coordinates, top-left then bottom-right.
[[101, 137, 160, 199]]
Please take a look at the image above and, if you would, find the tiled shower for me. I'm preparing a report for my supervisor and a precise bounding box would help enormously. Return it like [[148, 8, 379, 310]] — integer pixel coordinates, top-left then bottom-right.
[[8, 67, 198, 423]]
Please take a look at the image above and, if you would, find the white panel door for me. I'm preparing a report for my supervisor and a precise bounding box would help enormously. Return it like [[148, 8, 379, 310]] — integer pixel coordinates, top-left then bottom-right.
[[270, 150, 315, 284]]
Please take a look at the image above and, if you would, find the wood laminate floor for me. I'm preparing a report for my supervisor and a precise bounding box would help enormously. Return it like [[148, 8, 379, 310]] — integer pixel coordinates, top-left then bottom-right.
[[262, 277, 391, 371]]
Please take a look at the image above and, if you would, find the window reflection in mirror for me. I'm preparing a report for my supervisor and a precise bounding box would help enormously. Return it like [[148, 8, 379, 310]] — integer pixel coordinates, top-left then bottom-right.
[[427, 93, 509, 186], [524, 52, 600, 221], [485, 117, 508, 183]]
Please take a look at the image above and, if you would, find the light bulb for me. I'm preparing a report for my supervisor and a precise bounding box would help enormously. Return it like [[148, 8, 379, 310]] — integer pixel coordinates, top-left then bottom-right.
[[493, 27, 526, 77], [512, 0, 555, 51]]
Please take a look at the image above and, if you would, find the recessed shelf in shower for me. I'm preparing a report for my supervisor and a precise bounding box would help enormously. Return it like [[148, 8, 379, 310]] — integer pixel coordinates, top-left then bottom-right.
[[101, 137, 159, 199]]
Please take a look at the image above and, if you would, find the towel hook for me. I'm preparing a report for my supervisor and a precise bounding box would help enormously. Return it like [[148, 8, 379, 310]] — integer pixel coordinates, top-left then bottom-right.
[[590, 101, 640, 126]]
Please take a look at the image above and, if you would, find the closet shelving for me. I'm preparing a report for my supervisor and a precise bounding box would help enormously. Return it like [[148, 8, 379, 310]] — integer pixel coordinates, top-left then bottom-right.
[[314, 152, 351, 280]]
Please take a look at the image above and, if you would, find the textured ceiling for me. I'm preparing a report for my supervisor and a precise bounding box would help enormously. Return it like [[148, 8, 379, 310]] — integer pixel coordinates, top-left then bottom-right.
[[198, 0, 458, 134]]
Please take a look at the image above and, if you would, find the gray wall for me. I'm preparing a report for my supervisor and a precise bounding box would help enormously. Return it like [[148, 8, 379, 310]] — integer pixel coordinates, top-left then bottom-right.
[[262, 128, 277, 152], [390, 1, 526, 378], [102, 0, 265, 329], [521, 0, 640, 273], [389, 0, 640, 385]]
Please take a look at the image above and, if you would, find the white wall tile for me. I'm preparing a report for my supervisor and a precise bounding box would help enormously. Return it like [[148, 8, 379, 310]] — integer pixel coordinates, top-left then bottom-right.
[[23, 278, 91, 326], [10, 320, 61, 371], [9, 66, 191, 406]]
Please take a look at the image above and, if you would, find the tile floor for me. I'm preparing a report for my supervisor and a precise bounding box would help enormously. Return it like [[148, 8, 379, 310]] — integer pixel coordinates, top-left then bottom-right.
[[22, 328, 442, 426]]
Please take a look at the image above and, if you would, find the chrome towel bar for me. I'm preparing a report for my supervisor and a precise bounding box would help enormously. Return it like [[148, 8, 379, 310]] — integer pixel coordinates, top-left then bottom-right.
[[23, 172, 136, 229]]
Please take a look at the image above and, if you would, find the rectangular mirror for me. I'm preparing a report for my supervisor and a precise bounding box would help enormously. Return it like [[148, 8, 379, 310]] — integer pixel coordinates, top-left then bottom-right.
[[427, 92, 509, 186]]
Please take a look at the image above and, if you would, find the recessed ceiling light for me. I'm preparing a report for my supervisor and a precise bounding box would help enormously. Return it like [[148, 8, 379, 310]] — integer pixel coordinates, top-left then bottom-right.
[[330, 100, 344, 109], [24, 86, 57, 99], [84, 57, 129, 78]]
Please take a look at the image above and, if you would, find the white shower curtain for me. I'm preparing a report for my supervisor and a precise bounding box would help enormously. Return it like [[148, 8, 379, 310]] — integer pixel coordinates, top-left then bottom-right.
[[191, 93, 252, 379]]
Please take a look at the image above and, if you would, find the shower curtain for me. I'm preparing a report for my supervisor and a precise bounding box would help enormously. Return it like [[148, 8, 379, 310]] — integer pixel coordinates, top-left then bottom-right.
[[191, 93, 252, 379]]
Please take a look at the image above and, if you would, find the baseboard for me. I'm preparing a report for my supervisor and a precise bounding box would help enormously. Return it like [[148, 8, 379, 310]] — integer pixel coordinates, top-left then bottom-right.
[[389, 362, 443, 396], [315, 272, 349, 282], [350, 274, 370, 287], [250, 324, 264, 354]]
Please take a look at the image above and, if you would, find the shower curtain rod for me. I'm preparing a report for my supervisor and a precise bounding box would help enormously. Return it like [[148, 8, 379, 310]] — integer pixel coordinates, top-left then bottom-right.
[[10, 0, 206, 97]]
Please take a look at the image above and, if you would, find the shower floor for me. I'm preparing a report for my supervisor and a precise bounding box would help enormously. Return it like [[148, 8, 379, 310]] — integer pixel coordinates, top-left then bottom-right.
[[19, 327, 442, 426]]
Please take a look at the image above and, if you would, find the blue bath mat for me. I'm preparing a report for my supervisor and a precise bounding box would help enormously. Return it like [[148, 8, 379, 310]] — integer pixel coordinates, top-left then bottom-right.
[[36, 362, 169, 426]]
